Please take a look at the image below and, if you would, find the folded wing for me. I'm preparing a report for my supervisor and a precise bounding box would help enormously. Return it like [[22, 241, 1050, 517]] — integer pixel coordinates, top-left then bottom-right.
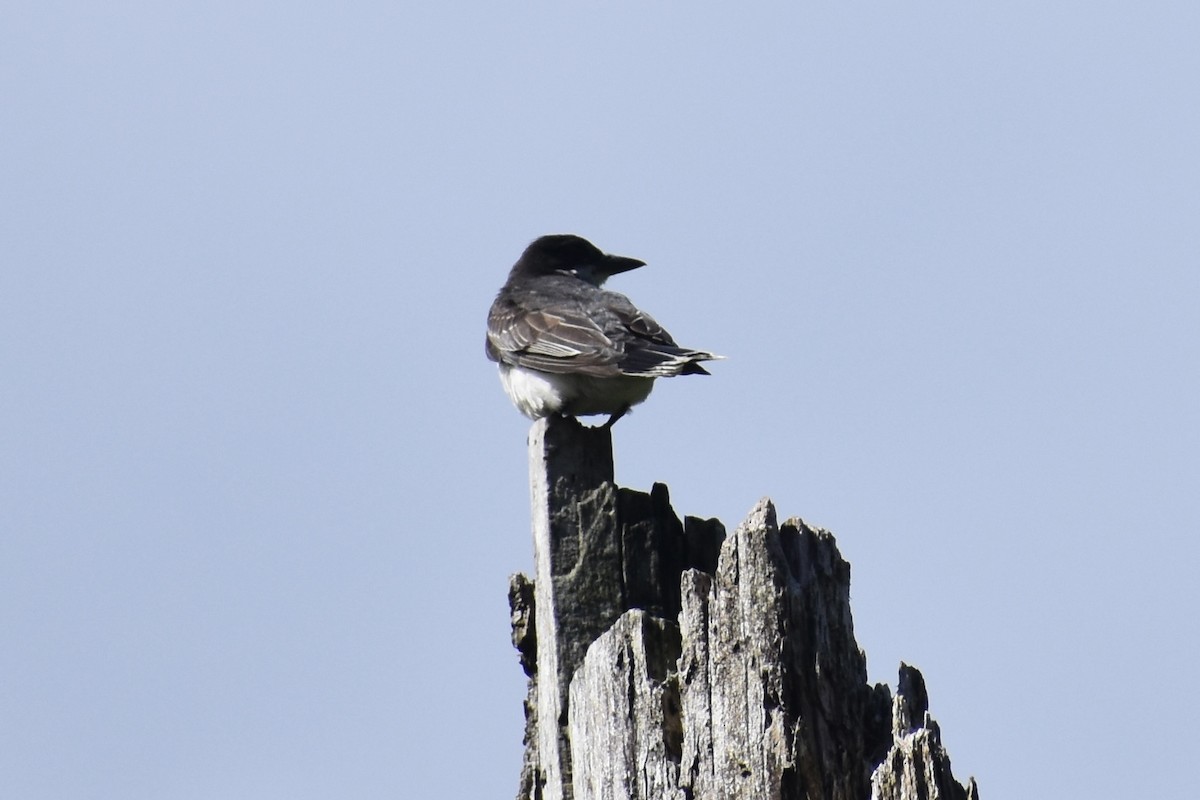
[[486, 289, 720, 378]]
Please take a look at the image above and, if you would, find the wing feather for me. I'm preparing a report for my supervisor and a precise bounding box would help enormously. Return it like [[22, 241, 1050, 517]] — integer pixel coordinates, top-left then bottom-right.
[[486, 283, 721, 379], [487, 304, 623, 377]]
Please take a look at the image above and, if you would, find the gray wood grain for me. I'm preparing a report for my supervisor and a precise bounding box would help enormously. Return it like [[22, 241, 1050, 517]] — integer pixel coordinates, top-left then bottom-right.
[[510, 415, 976, 800]]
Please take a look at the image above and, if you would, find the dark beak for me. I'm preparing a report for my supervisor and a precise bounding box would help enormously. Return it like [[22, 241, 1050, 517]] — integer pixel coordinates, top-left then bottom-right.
[[603, 254, 646, 276]]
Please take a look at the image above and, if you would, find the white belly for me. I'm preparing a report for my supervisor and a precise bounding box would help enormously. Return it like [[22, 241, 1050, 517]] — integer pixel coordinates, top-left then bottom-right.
[[498, 364, 655, 419]]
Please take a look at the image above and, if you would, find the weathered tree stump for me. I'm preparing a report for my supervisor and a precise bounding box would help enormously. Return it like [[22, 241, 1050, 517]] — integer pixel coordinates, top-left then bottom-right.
[[509, 416, 977, 800]]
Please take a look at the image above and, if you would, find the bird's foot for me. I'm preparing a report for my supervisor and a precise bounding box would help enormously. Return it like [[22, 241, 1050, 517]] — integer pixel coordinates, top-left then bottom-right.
[[600, 405, 631, 430]]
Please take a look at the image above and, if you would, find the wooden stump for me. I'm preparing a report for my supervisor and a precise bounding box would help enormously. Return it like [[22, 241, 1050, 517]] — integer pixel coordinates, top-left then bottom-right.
[[509, 416, 977, 800]]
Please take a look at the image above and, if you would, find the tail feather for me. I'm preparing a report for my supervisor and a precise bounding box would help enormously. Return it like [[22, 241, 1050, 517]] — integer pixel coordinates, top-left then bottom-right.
[[619, 346, 723, 378]]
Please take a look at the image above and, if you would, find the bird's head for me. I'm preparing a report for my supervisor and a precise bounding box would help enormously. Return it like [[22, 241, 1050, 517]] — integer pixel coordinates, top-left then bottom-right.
[[511, 234, 645, 286]]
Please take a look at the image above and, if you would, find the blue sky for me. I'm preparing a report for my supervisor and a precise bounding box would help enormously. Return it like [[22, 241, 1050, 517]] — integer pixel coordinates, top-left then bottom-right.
[[3, 3, 1198, 798]]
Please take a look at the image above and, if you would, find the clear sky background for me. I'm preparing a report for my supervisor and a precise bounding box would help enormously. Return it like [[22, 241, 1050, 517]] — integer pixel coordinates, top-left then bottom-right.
[[3, 3, 1197, 798]]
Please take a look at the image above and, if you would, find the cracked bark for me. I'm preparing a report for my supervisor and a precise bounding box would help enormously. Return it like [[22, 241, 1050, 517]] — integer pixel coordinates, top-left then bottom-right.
[[509, 415, 977, 800]]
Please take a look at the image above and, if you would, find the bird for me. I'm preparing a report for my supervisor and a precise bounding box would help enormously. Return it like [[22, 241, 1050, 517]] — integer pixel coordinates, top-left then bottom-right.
[[485, 234, 721, 428]]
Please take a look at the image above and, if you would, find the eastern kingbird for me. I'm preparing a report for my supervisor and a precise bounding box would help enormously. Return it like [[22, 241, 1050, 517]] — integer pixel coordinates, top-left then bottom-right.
[[486, 234, 721, 428]]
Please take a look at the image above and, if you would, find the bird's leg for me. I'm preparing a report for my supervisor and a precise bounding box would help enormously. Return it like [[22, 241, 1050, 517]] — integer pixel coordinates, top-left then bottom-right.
[[600, 405, 631, 430]]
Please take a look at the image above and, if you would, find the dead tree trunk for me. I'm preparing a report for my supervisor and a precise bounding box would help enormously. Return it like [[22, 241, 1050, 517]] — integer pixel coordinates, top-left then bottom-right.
[[509, 416, 979, 800]]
